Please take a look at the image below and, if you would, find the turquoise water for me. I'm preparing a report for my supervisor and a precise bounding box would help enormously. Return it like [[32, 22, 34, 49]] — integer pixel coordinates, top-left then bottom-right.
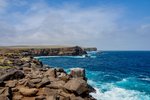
[[37, 51, 150, 100]]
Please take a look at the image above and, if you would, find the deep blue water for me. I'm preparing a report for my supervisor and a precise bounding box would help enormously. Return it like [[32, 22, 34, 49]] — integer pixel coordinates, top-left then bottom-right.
[[37, 51, 150, 100]]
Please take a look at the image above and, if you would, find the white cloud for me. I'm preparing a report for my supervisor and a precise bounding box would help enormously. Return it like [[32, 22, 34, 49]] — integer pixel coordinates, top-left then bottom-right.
[[0, 0, 150, 50], [0, 1, 122, 47]]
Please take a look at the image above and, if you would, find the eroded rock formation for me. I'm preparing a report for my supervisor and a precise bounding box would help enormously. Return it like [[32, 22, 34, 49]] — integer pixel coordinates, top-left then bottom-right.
[[0, 67, 96, 100]]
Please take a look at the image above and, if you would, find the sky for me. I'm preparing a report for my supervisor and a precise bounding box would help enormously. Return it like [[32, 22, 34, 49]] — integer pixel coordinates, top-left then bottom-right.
[[0, 0, 150, 50]]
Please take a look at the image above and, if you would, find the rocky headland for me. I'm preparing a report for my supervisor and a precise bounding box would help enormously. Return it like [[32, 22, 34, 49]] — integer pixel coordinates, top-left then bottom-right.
[[0, 46, 97, 100]]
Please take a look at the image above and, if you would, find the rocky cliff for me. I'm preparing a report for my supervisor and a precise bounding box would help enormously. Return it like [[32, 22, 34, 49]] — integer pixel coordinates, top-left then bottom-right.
[[83, 47, 97, 51], [0, 46, 87, 57], [0, 46, 96, 100]]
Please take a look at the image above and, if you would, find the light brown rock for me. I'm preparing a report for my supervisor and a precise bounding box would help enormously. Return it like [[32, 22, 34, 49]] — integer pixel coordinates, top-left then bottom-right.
[[6, 80, 17, 88], [44, 69, 56, 78], [64, 78, 88, 95], [19, 87, 38, 96], [13, 95, 23, 100], [46, 81, 65, 89], [30, 79, 42, 84], [37, 77, 50, 88]]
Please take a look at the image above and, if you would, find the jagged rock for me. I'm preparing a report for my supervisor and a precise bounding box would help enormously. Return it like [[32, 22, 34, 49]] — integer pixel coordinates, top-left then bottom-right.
[[0, 80, 5, 86], [64, 78, 88, 95], [0, 87, 11, 100], [70, 68, 85, 78], [35, 95, 46, 100], [25, 81, 36, 88], [55, 68, 65, 72], [19, 87, 38, 96], [0, 95, 10, 100], [58, 73, 69, 82], [13, 95, 23, 100], [46, 81, 65, 89], [21, 63, 31, 68], [44, 68, 56, 78], [23, 67, 31, 73], [11, 88, 19, 92], [46, 95, 61, 100], [71, 96, 85, 100], [18, 79, 27, 85], [6, 80, 17, 88], [30, 79, 42, 84], [0, 70, 24, 81], [37, 77, 50, 88]]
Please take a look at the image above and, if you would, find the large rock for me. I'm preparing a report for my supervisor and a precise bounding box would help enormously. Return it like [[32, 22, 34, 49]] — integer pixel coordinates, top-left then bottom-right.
[[44, 68, 56, 78], [6, 80, 17, 88], [0, 87, 11, 100], [46, 81, 65, 89], [19, 87, 38, 96], [70, 68, 85, 78], [0, 70, 24, 81], [30, 79, 42, 84], [37, 77, 50, 88], [64, 78, 88, 95], [58, 73, 69, 82]]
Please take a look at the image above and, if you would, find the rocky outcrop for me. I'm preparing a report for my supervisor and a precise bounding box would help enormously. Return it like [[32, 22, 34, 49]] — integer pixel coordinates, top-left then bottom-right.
[[0, 46, 87, 57], [0, 46, 96, 100], [84, 47, 97, 51], [0, 66, 95, 100]]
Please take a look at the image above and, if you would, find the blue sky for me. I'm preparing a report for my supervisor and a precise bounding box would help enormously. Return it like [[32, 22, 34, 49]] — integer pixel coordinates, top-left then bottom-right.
[[0, 0, 150, 50]]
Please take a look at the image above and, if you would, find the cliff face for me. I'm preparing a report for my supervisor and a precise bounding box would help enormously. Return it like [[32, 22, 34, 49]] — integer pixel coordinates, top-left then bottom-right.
[[0, 46, 87, 57], [84, 47, 97, 51], [22, 46, 87, 56]]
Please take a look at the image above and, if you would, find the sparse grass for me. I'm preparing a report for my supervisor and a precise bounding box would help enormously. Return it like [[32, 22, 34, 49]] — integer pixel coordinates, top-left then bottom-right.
[[0, 66, 14, 69]]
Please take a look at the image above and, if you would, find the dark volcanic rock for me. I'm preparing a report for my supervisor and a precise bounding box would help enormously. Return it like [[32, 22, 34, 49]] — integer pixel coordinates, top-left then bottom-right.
[[37, 77, 50, 88], [0, 70, 24, 81]]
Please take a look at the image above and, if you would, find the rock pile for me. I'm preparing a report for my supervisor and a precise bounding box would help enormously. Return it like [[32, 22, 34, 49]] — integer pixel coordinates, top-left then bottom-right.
[[0, 67, 96, 100]]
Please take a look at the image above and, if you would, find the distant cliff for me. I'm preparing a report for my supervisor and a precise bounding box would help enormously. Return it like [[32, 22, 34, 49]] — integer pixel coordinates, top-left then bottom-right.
[[0, 46, 87, 57], [84, 47, 97, 51]]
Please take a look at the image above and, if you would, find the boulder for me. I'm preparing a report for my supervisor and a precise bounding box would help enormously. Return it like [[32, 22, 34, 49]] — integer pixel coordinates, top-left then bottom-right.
[[0, 70, 24, 81], [0, 95, 9, 100], [46, 81, 65, 89], [19, 87, 38, 96], [44, 68, 56, 78], [30, 79, 42, 84], [35, 95, 46, 100], [55, 68, 65, 72], [64, 78, 88, 95], [71, 96, 85, 100], [37, 77, 50, 88], [13, 94, 23, 100], [58, 73, 69, 82], [70, 68, 85, 78], [0, 87, 11, 100], [21, 63, 31, 68], [6, 80, 17, 88], [25, 81, 36, 88]]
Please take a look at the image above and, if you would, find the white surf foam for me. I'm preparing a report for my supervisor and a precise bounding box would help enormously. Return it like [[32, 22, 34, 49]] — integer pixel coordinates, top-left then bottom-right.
[[88, 80, 150, 100], [34, 55, 86, 59]]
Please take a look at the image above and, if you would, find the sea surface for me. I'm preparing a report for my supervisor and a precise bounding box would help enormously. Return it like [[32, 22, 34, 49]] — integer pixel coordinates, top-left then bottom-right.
[[37, 51, 150, 100]]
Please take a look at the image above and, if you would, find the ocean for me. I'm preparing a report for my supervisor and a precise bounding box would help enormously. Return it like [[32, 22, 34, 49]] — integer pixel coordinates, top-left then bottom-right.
[[37, 51, 150, 100]]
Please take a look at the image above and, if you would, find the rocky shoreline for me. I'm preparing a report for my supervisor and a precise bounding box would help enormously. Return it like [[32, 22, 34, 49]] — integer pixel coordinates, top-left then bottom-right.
[[0, 46, 97, 100]]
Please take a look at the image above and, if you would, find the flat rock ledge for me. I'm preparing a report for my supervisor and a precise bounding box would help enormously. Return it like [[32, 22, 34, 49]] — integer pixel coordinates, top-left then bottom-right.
[[0, 66, 96, 100]]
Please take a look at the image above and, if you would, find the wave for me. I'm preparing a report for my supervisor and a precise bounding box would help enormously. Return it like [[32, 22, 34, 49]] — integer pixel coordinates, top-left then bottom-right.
[[88, 80, 150, 100], [34, 55, 97, 59], [34, 55, 86, 59]]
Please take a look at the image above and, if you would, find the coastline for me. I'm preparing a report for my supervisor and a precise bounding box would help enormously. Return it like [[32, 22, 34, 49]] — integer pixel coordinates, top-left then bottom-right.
[[0, 46, 97, 100]]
